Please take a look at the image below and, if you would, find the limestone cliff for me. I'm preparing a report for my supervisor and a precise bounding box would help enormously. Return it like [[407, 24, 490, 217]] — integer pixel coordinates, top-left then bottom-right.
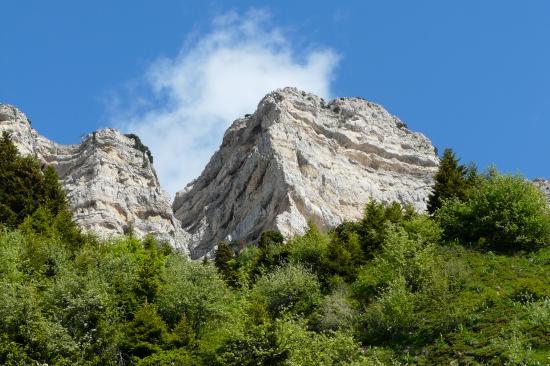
[[533, 179, 550, 203], [173, 87, 439, 258], [0, 104, 189, 254]]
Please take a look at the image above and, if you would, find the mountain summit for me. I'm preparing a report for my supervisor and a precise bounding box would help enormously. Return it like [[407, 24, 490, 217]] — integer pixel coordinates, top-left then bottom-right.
[[0, 104, 190, 254], [2, 88, 442, 258], [173, 88, 439, 258]]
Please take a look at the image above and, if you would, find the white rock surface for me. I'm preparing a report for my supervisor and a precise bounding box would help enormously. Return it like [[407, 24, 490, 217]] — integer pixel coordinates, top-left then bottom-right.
[[0, 104, 189, 254], [173, 87, 439, 258], [533, 178, 550, 203]]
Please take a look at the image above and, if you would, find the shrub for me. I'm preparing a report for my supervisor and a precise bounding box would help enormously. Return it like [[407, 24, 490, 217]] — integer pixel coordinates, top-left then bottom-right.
[[250, 264, 322, 317], [218, 317, 367, 366], [353, 222, 445, 302], [360, 276, 416, 340], [275, 317, 367, 365], [125, 133, 153, 163], [360, 201, 416, 254], [310, 287, 357, 333], [156, 256, 237, 335], [216, 322, 289, 365], [287, 223, 331, 281], [437, 170, 550, 251]]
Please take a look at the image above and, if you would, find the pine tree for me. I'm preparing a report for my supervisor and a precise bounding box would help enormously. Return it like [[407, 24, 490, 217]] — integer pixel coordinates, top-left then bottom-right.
[[258, 230, 284, 248], [427, 148, 477, 214], [121, 303, 168, 360], [214, 242, 240, 287], [0, 132, 47, 227], [42, 165, 69, 215], [0, 132, 75, 230]]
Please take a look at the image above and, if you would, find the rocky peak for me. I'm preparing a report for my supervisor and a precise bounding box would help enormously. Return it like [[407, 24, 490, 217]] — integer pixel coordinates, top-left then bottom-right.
[[0, 104, 189, 254], [173, 87, 439, 258]]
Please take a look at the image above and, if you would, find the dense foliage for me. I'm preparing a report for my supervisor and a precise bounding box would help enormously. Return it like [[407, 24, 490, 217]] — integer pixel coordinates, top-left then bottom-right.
[[0, 137, 549, 364]]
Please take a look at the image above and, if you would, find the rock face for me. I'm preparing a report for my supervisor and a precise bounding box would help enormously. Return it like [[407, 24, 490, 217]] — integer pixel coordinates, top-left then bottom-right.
[[0, 104, 189, 254], [533, 179, 550, 203], [173, 88, 439, 258]]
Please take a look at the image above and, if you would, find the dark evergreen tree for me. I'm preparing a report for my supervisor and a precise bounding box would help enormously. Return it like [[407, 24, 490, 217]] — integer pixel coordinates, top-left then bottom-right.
[[427, 148, 477, 214], [0, 132, 81, 245], [42, 165, 69, 215], [0, 132, 46, 227], [259, 230, 284, 248], [214, 242, 240, 287], [121, 303, 168, 361]]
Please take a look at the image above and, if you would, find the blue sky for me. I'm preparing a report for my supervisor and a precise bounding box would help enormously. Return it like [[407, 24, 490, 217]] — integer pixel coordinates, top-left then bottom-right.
[[1, 1, 549, 193]]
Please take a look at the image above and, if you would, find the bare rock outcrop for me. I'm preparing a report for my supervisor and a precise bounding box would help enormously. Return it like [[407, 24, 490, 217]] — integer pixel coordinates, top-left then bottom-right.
[[173, 87, 439, 258], [0, 104, 189, 254], [533, 178, 550, 203]]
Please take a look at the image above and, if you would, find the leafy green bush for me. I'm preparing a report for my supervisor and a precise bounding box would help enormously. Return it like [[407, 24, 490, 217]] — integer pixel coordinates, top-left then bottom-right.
[[250, 263, 322, 317], [437, 170, 550, 251], [310, 287, 357, 333], [218, 317, 367, 366], [275, 317, 367, 365], [156, 256, 239, 335]]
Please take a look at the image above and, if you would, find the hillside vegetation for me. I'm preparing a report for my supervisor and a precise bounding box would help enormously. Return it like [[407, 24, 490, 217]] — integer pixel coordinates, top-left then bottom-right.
[[0, 134, 549, 365]]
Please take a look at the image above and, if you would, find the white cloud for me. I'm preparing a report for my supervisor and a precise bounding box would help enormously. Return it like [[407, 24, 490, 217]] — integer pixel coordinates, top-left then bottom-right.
[[114, 10, 339, 196]]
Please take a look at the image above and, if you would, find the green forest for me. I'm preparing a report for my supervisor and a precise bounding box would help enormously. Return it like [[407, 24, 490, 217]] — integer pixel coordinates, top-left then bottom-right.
[[0, 133, 549, 365]]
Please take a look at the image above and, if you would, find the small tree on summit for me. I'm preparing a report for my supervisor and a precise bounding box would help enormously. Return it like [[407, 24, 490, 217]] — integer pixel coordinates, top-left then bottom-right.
[[427, 148, 477, 214]]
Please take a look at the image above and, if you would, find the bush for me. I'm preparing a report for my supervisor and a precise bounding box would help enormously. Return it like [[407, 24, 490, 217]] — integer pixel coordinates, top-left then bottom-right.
[[218, 317, 367, 366], [310, 287, 357, 333], [437, 170, 550, 251], [352, 221, 449, 343], [156, 256, 238, 335], [216, 322, 289, 365], [125, 133, 153, 164], [353, 221, 445, 303], [286, 223, 331, 282], [360, 276, 416, 341], [275, 317, 367, 365], [250, 264, 322, 317]]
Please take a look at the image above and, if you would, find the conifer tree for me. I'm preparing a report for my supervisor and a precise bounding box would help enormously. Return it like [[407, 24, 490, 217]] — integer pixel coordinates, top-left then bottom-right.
[[427, 148, 477, 214], [214, 242, 240, 287], [259, 230, 284, 248], [0, 132, 74, 229]]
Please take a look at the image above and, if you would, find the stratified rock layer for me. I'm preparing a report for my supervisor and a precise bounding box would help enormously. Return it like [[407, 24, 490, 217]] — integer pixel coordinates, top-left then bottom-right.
[[0, 104, 189, 254], [173, 88, 439, 258]]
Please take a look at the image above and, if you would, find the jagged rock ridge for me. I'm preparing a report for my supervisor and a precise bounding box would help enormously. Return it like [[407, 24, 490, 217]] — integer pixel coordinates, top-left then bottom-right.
[[0, 104, 189, 254], [173, 87, 440, 258]]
